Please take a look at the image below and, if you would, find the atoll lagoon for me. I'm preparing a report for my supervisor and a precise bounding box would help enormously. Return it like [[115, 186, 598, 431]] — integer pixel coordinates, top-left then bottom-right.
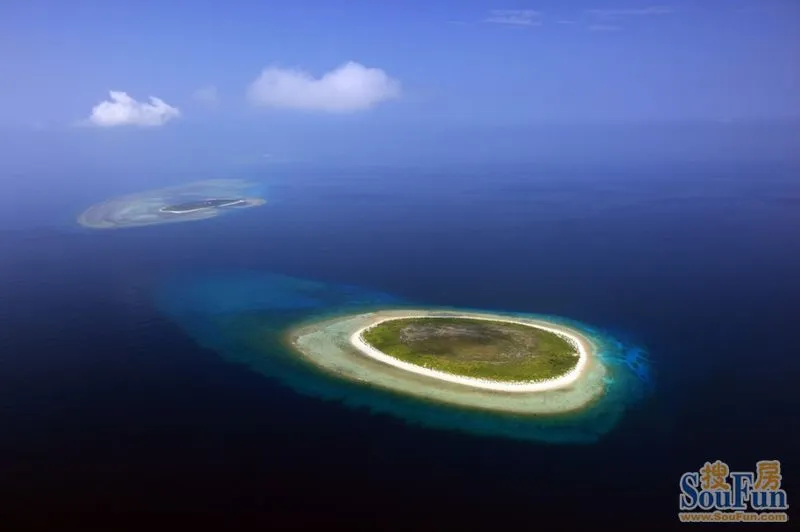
[[156, 271, 653, 444], [77, 179, 266, 229]]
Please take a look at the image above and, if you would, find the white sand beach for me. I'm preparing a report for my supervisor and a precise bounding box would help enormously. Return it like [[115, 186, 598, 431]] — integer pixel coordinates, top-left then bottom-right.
[[350, 314, 589, 393]]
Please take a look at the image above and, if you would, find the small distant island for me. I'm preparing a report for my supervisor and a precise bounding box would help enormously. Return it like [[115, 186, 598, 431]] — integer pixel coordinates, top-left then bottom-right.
[[77, 179, 267, 229], [160, 198, 249, 214]]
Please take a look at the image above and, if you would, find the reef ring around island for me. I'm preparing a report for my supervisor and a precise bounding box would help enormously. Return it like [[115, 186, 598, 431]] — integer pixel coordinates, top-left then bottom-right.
[[155, 271, 653, 444], [289, 309, 607, 416]]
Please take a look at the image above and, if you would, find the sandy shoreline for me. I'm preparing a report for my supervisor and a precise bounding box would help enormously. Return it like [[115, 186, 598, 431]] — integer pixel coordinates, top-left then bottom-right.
[[351, 313, 589, 393]]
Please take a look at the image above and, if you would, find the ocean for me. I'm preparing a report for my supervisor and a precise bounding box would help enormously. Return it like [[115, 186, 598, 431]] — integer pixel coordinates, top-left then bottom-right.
[[1, 160, 798, 528]]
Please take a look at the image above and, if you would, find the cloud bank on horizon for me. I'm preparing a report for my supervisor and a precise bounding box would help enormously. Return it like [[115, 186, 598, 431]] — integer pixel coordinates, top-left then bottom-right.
[[585, 6, 673, 18], [86, 91, 180, 127], [247, 61, 402, 112]]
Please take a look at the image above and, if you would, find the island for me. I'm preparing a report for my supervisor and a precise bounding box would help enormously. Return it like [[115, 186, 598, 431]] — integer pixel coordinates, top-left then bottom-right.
[[288, 309, 606, 415], [356, 316, 584, 391], [157, 271, 652, 442], [77, 179, 266, 229]]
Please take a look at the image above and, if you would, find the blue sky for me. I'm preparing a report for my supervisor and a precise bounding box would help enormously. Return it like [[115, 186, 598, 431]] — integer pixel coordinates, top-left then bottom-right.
[[0, 1, 798, 168], [2, 0, 798, 126]]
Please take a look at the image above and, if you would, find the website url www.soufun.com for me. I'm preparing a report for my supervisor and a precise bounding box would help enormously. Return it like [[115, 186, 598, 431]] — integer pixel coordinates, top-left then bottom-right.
[[679, 511, 788, 523]]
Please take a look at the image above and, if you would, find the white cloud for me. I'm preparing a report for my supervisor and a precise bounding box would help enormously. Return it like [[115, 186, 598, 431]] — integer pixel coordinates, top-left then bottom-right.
[[584, 6, 671, 31], [484, 9, 542, 26], [587, 6, 673, 18], [86, 91, 180, 127], [193, 85, 218, 105], [247, 61, 401, 113]]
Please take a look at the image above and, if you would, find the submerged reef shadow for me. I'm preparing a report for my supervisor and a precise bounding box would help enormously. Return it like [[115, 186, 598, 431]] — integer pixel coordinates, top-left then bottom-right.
[[156, 271, 653, 444]]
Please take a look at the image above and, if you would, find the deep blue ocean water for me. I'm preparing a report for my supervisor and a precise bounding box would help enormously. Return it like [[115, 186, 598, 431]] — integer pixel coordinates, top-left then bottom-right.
[[1, 161, 799, 527]]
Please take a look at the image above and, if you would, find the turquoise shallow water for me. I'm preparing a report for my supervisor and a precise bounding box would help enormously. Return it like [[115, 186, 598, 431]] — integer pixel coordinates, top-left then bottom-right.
[[156, 270, 652, 444]]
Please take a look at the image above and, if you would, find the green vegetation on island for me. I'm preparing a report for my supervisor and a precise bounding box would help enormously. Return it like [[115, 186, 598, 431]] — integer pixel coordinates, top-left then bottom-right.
[[361, 317, 579, 382]]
